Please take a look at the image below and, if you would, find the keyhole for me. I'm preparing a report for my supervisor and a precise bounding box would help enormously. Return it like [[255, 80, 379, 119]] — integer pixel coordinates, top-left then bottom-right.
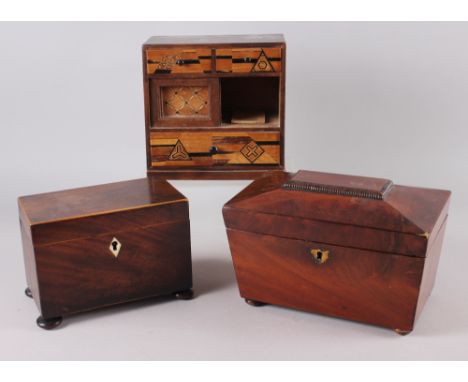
[[310, 248, 329, 265], [112, 241, 118, 251]]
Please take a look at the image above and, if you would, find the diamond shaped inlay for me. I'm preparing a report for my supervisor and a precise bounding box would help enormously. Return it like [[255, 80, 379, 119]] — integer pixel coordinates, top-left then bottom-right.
[[109, 237, 122, 258], [241, 140, 264, 163], [162, 86, 209, 117]]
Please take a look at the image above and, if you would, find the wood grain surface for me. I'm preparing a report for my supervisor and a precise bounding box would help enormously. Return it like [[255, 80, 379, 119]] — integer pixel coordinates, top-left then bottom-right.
[[36, 220, 192, 319], [18, 177, 186, 226], [223, 171, 451, 333], [150, 130, 280, 167], [142, 34, 286, 179], [227, 229, 423, 332], [19, 178, 192, 322]]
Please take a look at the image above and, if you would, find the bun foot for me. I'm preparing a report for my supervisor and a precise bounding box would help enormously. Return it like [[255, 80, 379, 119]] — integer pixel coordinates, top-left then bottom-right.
[[36, 316, 63, 330], [174, 289, 194, 300], [25, 287, 33, 298], [394, 329, 412, 336], [245, 298, 266, 307]]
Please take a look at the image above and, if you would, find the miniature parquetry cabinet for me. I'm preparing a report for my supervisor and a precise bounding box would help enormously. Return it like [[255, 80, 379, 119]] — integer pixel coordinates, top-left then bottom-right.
[[223, 170, 451, 334], [19, 178, 193, 329], [142, 34, 286, 179]]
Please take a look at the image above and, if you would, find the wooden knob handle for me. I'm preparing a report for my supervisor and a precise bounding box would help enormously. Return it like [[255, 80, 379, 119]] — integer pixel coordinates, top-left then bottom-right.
[[175, 59, 199, 65]]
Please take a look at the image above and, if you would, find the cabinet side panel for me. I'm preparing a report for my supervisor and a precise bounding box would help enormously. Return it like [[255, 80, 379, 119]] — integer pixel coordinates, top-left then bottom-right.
[[143, 46, 153, 171], [20, 220, 41, 312], [414, 218, 448, 321], [37, 220, 192, 318], [227, 229, 423, 331]]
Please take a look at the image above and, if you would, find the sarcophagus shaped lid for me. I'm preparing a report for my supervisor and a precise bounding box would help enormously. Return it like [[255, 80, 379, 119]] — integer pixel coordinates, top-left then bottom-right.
[[223, 171, 451, 257]]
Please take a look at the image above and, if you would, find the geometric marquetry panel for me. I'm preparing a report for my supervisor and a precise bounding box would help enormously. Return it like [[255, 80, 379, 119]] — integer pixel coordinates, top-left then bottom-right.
[[161, 86, 209, 118], [240, 140, 265, 163], [215, 48, 282, 73], [150, 131, 280, 167]]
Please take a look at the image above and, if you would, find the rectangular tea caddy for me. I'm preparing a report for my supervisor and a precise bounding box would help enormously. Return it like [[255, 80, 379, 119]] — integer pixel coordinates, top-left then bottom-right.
[[223, 171, 451, 334], [19, 178, 193, 329]]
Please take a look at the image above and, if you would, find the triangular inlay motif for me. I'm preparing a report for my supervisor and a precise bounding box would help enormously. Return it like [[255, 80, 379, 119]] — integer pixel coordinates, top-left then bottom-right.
[[252, 51, 274, 72], [169, 140, 190, 161]]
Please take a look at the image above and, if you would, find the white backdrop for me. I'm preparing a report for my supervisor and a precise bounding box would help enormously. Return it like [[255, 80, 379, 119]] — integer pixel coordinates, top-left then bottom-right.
[[0, 22, 467, 360]]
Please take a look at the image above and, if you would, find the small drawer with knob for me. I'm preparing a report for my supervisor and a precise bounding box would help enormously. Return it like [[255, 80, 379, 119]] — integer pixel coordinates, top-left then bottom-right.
[[146, 48, 213, 75], [215, 47, 282, 73], [149, 130, 281, 169]]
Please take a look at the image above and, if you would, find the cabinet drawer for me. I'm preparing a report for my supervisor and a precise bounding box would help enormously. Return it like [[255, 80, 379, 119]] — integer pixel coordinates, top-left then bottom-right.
[[150, 131, 281, 167], [146, 48, 212, 74], [215, 48, 282, 73]]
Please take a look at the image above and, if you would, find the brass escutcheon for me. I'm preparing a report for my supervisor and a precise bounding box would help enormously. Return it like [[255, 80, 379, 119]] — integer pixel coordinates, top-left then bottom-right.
[[310, 248, 329, 264], [109, 237, 122, 258]]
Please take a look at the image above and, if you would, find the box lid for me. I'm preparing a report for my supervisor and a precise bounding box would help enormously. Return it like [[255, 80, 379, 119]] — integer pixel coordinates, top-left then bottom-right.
[[18, 178, 188, 246], [223, 171, 451, 257]]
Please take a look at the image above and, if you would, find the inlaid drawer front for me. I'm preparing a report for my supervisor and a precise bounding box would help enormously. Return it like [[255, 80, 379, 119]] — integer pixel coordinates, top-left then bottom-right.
[[215, 48, 282, 73], [146, 48, 212, 74], [150, 131, 280, 167]]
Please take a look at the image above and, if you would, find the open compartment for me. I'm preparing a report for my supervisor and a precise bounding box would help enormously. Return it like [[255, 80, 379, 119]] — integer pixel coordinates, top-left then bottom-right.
[[220, 77, 280, 128]]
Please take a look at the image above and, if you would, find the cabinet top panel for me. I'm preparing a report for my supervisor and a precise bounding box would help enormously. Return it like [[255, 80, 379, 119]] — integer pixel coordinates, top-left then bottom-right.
[[144, 34, 285, 46]]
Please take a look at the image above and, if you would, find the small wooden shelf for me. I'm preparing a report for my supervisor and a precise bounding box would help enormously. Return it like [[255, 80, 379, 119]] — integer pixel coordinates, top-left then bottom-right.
[[221, 114, 280, 129]]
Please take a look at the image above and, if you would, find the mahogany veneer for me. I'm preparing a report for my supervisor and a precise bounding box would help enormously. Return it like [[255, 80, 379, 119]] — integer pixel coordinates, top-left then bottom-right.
[[143, 34, 286, 179], [19, 178, 193, 329], [223, 171, 451, 335]]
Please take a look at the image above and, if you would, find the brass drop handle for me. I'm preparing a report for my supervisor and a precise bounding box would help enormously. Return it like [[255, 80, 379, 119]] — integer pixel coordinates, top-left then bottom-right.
[[310, 248, 329, 265]]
